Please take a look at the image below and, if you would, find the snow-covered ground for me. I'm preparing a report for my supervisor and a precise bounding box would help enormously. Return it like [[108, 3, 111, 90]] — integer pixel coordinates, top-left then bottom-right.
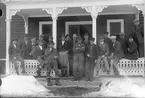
[[0, 75, 54, 97]]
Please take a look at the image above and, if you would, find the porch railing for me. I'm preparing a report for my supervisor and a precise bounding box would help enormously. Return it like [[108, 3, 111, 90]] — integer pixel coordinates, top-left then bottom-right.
[[9, 58, 145, 77]]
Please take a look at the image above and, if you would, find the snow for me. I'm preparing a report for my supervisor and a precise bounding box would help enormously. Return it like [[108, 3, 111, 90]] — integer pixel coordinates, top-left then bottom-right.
[[86, 78, 145, 97], [0, 75, 54, 97]]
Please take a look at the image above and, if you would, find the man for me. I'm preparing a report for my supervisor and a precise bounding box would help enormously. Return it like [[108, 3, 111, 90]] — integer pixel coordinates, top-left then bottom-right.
[[73, 36, 85, 80], [118, 32, 128, 56], [9, 39, 26, 75], [29, 37, 37, 59], [44, 41, 61, 86], [85, 37, 98, 81], [58, 35, 69, 77], [133, 19, 144, 57], [30, 40, 45, 76], [21, 34, 31, 59], [47, 36, 53, 47], [72, 33, 77, 46], [126, 36, 138, 60], [83, 33, 90, 76], [97, 36, 110, 74], [39, 34, 47, 49], [110, 36, 125, 76], [103, 32, 113, 55]]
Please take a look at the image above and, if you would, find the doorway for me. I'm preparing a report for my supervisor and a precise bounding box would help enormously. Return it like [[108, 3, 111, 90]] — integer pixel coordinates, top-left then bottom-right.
[[65, 21, 92, 39]]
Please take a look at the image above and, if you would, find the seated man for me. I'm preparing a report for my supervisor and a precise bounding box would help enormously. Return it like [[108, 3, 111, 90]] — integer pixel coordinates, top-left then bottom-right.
[[97, 36, 110, 74], [44, 41, 61, 86], [30, 40, 45, 76], [9, 39, 26, 75], [126, 36, 138, 60]]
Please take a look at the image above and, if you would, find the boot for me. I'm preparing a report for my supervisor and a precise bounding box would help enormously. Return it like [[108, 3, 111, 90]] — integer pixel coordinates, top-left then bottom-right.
[[36, 67, 41, 77]]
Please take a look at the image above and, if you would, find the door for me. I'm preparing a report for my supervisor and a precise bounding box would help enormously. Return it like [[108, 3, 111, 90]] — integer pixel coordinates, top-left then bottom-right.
[[69, 25, 80, 37]]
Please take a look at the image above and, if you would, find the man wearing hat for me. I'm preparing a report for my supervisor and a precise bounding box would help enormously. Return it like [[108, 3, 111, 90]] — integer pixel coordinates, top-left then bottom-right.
[[85, 37, 98, 81], [97, 36, 110, 75], [9, 39, 26, 74], [20, 34, 32, 59], [44, 41, 61, 86], [104, 32, 113, 55], [133, 19, 144, 57], [118, 32, 128, 56], [109, 36, 125, 75], [73, 36, 85, 80], [39, 34, 47, 49]]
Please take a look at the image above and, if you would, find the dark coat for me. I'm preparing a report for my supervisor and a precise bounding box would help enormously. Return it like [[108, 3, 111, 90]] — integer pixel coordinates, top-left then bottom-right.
[[31, 45, 45, 59], [112, 41, 125, 60], [83, 40, 90, 56], [104, 37, 113, 55], [126, 41, 138, 60], [9, 44, 21, 59], [20, 40, 32, 59], [73, 43, 85, 53], [87, 44, 98, 60], [98, 43, 109, 56], [118, 38, 128, 55]]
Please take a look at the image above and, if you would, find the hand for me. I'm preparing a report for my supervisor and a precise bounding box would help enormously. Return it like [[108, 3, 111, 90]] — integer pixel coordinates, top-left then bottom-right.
[[49, 48, 52, 51], [95, 60, 97, 63], [128, 48, 130, 51], [29, 53, 32, 55], [54, 56, 58, 59], [102, 55, 105, 58], [13, 57, 16, 59], [65, 51, 68, 54]]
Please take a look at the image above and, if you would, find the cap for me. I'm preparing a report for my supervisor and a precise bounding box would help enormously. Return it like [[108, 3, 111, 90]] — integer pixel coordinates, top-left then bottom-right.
[[77, 36, 82, 41], [104, 32, 109, 34], [90, 37, 95, 41], [73, 33, 77, 38], [118, 32, 125, 36], [133, 19, 139, 23], [110, 36, 117, 39]]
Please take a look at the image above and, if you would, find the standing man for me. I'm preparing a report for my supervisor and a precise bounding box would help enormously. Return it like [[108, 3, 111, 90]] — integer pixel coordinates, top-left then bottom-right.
[[110, 36, 125, 76], [30, 40, 45, 76], [39, 34, 47, 49], [133, 19, 144, 58], [83, 33, 90, 77], [85, 37, 98, 81], [29, 37, 37, 59], [97, 36, 110, 74], [73, 36, 85, 80], [44, 41, 61, 86], [9, 39, 26, 75], [58, 35, 68, 77], [118, 32, 128, 56], [104, 32, 113, 55], [21, 34, 31, 59]]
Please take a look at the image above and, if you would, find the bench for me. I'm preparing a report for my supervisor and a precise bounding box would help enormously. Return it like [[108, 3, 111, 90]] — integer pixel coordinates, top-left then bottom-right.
[[9, 58, 145, 77]]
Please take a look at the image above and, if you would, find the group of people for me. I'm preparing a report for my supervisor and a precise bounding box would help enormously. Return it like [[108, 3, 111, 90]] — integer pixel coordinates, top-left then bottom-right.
[[9, 19, 144, 86]]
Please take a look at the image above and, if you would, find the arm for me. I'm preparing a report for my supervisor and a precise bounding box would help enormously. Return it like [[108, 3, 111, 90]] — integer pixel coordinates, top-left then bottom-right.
[[73, 44, 80, 53], [9, 45, 12, 58], [79, 44, 85, 52], [114, 42, 120, 55], [105, 44, 109, 56]]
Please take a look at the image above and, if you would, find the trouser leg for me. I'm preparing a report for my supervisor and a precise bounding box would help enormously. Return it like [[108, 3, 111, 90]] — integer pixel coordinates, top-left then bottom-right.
[[73, 54, 78, 80], [138, 44, 144, 57], [103, 57, 109, 71], [69, 54, 73, 76], [85, 58, 90, 80], [89, 60, 95, 81], [12, 60, 19, 75], [111, 57, 120, 76], [18, 56, 26, 73], [37, 56, 45, 76], [78, 53, 84, 79]]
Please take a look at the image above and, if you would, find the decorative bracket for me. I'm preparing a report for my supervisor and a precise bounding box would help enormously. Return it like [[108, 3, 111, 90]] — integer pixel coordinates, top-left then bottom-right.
[[9, 9, 21, 19], [43, 7, 67, 20], [81, 5, 108, 18], [132, 4, 145, 16]]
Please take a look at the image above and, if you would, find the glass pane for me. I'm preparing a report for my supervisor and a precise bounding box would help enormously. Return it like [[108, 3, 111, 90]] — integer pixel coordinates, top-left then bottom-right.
[[42, 24, 52, 36], [110, 22, 121, 36]]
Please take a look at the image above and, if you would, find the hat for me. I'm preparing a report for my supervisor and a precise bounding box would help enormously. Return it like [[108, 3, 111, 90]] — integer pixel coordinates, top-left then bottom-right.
[[73, 33, 77, 38], [133, 19, 139, 23], [119, 32, 125, 36], [39, 34, 44, 37], [77, 36, 82, 41], [104, 32, 109, 34], [110, 36, 116, 39], [90, 37, 95, 41]]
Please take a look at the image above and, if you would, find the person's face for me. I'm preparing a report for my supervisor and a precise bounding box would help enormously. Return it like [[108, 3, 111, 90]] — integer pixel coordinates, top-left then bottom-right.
[[120, 35, 124, 39], [13, 40, 17, 45], [39, 42, 43, 46], [31, 38, 36, 43], [112, 39, 116, 43], [90, 40, 94, 45], [100, 39, 104, 43], [61, 36, 65, 41], [129, 38, 133, 42], [104, 34, 108, 38], [134, 21, 139, 26], [66, 36, 70, 40], [49, 37, 53, 41], [24, 37, 28, 41], [39, 36, 43, 41], [49, 44, 54, 48], [84, 35, 89, 39]]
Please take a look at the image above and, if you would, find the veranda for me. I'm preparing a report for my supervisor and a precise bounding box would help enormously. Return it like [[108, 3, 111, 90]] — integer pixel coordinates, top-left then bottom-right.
[[0, 0, 145, 77]]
